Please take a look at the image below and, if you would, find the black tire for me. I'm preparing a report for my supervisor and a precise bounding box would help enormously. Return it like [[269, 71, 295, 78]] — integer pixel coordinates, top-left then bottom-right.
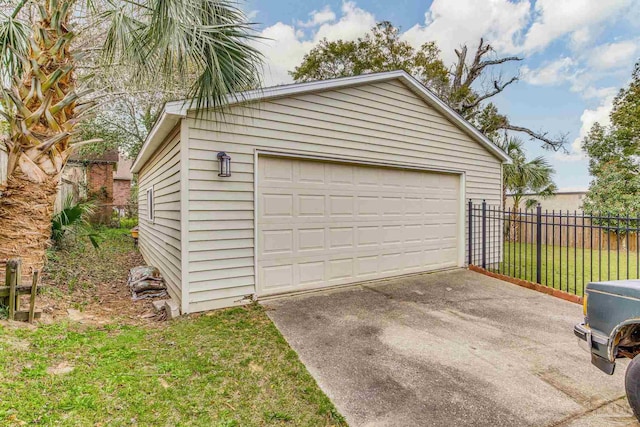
[[626, 355, 640, 421]]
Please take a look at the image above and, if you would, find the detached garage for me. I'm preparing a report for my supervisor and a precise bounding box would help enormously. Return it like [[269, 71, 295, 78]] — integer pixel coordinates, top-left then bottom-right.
[[130, 70, 510, 314]]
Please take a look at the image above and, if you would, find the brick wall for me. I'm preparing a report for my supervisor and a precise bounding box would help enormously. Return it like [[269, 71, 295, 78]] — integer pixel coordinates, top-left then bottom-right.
[[87, 163, 114, 203], [113, 179, 131, 206], [87, 163, 114, 224]]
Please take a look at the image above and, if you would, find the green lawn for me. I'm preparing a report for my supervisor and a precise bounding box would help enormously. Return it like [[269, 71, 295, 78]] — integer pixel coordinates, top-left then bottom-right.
[[0, 228, 346, 427], [495, 241, 640, 296], [0, 306, 345, 426]]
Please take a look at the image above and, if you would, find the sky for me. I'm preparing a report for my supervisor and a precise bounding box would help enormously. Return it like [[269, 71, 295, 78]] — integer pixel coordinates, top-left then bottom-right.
[[243, 0, 640, 191]]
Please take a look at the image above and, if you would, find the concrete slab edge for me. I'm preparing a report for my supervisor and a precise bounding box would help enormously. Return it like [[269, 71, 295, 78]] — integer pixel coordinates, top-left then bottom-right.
[[469, 265, 583, 305]]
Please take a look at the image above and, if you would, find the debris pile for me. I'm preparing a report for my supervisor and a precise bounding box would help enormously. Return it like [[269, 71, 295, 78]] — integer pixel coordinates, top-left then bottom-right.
[[127, 266, 167, 300]]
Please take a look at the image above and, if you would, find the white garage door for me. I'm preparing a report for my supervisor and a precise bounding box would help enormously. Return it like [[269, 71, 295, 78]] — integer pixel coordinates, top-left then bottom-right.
[[257, 156, 460, 296]]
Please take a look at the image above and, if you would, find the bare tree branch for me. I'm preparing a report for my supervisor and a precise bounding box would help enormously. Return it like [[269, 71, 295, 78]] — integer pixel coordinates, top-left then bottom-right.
[[463, 76, 518, 111], [462, 38, 494, 87], [452, 45, 467, 91], [504, 124, 569, 152]]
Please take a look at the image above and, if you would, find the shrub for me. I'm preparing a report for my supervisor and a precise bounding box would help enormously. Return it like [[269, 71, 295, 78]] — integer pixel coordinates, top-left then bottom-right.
[[52, 196, 102, 248], [120, 217, 138, 229]]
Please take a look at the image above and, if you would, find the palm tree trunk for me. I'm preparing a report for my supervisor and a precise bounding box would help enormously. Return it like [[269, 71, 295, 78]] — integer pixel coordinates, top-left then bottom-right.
[[0, 170, 59, 277], [1, 1, 77, 279]]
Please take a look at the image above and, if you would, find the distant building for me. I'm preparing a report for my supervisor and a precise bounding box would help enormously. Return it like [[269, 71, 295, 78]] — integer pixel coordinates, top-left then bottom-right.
[[506, 191, 587, 212], [113, 156, 133, 206], [56, 151, 133, 222]]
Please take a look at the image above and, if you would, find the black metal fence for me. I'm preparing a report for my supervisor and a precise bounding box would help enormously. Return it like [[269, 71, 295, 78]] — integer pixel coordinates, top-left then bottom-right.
[[468, 200, 640, 296]]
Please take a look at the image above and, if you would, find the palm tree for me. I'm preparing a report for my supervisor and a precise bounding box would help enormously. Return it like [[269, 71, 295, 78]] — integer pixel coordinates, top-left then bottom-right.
[[0, 0, 262, 275], [499, 137, 556, 240], [500, 137, 557, 211]]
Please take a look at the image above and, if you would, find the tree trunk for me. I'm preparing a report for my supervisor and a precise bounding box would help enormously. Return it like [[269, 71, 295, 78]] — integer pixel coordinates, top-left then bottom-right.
[[0, 0, 78, 281], [0, 170, 59, 279]]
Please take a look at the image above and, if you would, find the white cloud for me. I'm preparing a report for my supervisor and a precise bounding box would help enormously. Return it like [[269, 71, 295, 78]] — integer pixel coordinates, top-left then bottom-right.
[[588, 40, 639, 70], [580, 86, 618, 100], [313, 2, 375, 42], [521, 0, 634, 52], [521, 57, 624, 101], [555, 95, 614, 162], [521, 57, 576, 86], [257, 0, 639, 91], [401, 0, 531, 64], [258, 1, 376, 85], [297, 6, 336, 28]]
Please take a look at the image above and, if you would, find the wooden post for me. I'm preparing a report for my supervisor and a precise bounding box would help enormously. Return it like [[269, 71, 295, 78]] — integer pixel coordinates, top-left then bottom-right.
[[29, 270, 39, 323], [14, 261, 21, 312], [3, 262, 11, 312], [6, 258, 20, 321]]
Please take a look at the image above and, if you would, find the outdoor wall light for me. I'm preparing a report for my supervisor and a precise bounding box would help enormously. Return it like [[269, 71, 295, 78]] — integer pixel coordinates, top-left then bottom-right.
[[217, 152, 231, 177]]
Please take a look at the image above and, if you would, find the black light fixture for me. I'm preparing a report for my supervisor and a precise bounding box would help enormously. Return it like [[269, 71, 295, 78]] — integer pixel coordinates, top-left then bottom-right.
[[217, 152, 231, 177]]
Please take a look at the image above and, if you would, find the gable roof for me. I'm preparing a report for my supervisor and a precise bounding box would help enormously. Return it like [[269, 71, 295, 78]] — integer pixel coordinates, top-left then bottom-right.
[[131, 70, 510, 173]]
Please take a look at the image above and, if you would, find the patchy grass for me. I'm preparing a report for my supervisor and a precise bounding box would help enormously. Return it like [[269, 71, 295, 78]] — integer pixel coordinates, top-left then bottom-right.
[[0, 305, 346, 426], [1, 228, 346, 426], [44, 227, 142, 296], [41, 227, 149, 322], [497, 241, 640, 296]]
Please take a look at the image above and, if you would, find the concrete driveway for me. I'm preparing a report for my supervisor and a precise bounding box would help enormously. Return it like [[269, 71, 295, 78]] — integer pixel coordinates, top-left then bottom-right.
[[264, 269, 639, 427]]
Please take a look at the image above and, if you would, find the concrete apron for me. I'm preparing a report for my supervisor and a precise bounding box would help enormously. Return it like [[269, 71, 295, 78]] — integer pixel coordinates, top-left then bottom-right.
[[264, 269, 639, 427]]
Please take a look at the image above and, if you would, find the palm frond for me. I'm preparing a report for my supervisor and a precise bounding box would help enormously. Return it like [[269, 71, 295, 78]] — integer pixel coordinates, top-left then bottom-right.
[[0, 11, 30, 84], [51, 195, 96, 244], [99, 0, 263, 113], [502, 136, 557, 199]]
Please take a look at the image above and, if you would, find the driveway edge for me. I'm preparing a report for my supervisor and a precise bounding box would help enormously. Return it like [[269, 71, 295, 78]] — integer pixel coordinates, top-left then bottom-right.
[[469, 265, 583, 305]]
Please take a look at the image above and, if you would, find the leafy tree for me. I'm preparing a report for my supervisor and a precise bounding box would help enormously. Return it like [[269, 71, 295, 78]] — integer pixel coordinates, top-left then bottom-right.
[[0, 0, 262, 274], [582, 61, 640, 217], [77, 94, 168, 159], [499, 137, 557, 211], [291, 22, 566, 150], [292, 22, 450, 99]]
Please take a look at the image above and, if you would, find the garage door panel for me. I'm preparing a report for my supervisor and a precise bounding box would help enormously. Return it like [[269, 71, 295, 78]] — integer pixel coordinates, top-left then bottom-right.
[[261, 194, 293, 218], [328, 164, 355, 185], [262, 229, 293, 255], [299, 228, 325, 251], [330, 196, 355, 216], [262, 157, 294, 182], [299, 261, 324, 285], [257, 156, 460, 295], [298, 161, 326, 184], [329, 227, 354, 249], [298, 194, 325, 217]]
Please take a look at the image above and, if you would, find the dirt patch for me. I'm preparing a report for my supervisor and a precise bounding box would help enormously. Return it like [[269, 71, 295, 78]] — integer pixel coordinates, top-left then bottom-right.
[[0, 333, 30, 352], [34, 229, 168, 326], [46, 361, 75, 376]]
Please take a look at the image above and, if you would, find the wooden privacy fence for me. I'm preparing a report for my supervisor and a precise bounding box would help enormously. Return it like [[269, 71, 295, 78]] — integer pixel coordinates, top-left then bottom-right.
[[508, 210, 640, 251]]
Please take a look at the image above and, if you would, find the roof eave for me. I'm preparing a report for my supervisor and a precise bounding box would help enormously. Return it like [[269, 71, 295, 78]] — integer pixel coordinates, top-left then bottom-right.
[[130, 103, 185, 174]]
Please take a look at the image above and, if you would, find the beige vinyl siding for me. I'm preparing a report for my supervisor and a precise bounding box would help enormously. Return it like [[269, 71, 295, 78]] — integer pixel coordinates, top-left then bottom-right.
[[138, 128, 182, 305], [182, 79, 502, 313]]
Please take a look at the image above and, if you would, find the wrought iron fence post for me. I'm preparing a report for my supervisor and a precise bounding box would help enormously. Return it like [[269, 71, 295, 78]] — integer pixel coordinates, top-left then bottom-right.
[[468, 199, 473, 266], [536, 204, 542, 284], [482, 200, 487, 269]]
